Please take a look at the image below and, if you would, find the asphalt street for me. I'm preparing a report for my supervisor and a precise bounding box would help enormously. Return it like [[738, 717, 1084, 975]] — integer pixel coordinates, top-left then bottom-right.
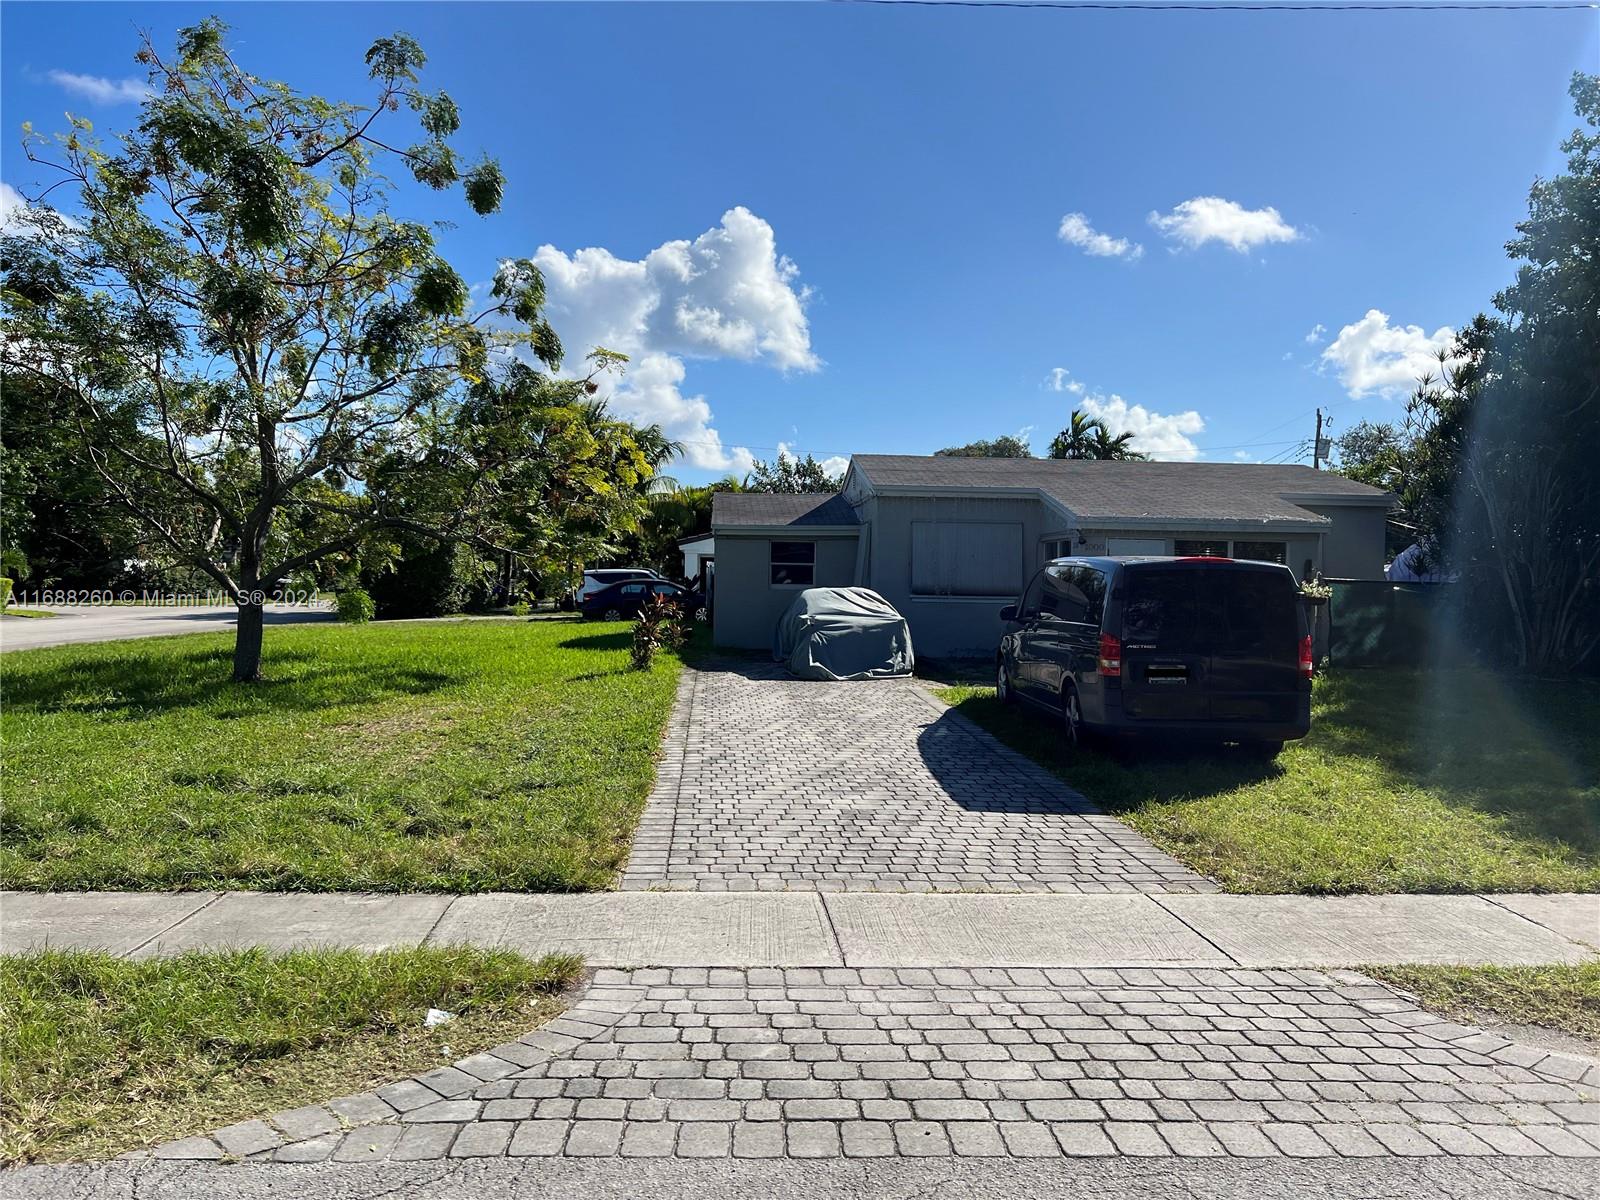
[[6, 1154, 1594, 1200]]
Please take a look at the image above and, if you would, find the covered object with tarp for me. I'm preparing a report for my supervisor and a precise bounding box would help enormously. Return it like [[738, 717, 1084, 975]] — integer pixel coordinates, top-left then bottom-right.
[[773, 587, 915, 681]]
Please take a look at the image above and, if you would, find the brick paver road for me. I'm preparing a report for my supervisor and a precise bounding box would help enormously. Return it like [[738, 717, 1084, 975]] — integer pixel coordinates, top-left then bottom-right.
[[620, 662, 1212, 893], [154, 968, 1598, 1164]]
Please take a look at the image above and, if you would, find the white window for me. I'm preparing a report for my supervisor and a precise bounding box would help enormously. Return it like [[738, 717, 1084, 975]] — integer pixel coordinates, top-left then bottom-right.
[[911, 522, 1023, 597]]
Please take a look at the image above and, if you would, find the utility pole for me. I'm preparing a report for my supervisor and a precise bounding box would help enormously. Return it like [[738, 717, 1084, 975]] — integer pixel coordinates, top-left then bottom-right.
[[1312, 408, 1325, 470]]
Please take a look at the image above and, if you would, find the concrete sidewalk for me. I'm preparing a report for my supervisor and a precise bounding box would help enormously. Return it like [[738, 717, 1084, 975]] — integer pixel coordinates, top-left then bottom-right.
[[3, 890, 1594, 968]]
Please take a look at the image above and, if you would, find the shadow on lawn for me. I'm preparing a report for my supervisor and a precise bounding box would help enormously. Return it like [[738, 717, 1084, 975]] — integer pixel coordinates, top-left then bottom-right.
[[3, 645, 456, 720], [558, 630, 631, 652], [932, 692, 1284, 814], [1311, 668, 1599, 855]]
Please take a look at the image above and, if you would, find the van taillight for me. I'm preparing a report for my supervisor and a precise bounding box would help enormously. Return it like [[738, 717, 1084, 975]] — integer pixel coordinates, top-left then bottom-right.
[[1097, 633, 1122, 677], [1298, 634, 1314, 680]]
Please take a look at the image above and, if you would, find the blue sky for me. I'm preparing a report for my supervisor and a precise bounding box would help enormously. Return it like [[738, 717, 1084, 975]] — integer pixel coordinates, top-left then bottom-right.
[[3, 1, 1595, 482]]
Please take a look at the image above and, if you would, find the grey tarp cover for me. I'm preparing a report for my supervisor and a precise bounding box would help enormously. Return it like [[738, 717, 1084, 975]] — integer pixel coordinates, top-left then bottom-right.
[[773, 587, 915, 681]]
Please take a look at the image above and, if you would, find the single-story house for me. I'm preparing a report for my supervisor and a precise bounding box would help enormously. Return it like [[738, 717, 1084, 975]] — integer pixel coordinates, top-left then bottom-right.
[[711, 454, 1394, 657], [677, 532, 714, 586]]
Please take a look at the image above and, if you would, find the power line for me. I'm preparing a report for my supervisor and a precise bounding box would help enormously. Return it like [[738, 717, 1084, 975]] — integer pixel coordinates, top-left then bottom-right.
[[831, 0, 1594, 12]]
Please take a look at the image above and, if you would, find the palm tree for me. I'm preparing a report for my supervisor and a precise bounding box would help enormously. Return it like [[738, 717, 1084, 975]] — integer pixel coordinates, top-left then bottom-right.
[[1048, 409, 1103, 460], [1048, 408, 1147, 461], [1091, 424, 1146, 461]]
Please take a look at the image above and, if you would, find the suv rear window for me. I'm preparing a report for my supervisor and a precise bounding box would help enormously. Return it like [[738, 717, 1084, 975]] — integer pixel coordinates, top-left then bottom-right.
[[1216, 568, 1299, 657]]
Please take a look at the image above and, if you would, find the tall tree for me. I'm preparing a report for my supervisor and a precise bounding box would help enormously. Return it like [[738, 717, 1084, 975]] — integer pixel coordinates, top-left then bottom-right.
[[933, 435, 1032, 458], [746, 453, 841, 494], [1047, 409, 1147, 461], [1, 20, 562, 680], [1403, 73, 1600, 671]]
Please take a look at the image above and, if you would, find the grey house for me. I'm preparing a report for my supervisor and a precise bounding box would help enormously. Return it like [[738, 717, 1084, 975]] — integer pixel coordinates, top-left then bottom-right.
[[711, 455, 1393, 657]]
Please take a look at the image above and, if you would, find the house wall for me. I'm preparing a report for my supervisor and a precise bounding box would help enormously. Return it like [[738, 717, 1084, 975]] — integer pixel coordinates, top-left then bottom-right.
[[1302, 504, 1389, 579], [863, 494, 1048, 659], [1073, 529, 1324, 583], [711, 533, 860, 649]]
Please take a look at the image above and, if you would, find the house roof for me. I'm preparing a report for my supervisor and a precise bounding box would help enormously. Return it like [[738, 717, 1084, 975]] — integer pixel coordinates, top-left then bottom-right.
[[712, 491, 859, 529], [849, 455, 1389, 527]]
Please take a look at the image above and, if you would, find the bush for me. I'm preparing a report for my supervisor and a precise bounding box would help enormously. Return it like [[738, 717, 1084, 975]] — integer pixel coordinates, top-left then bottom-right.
[[362, 537, 492, 619], [630, 595, 685, 671], [337, 588, 375, 623], [509, 600, 532, 617], [0, 578, 11, 611]]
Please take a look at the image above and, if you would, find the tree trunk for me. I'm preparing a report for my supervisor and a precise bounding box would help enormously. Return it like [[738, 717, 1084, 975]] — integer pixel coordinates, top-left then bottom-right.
[[233, 598, 264, 682]]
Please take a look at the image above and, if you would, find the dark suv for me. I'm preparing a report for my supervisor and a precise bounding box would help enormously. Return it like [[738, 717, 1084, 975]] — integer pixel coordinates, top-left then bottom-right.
[[996, 556, 1312, 756]]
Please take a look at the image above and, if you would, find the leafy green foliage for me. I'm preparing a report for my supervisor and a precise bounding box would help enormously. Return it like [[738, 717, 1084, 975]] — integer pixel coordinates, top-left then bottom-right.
[[630, 594, 687, 671], [0, 20, 664, 681], [1361, 73, 1600, 672], [1, 945, 580, 1163], [934, 435, 1033, 458], [747, 453, 841, 494], [336, 588, 375, 623]]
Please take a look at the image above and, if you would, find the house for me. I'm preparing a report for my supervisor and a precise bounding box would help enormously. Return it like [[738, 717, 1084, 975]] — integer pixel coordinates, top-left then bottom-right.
[[677, 532, 714, 586], [711, 455, 1395, 657]]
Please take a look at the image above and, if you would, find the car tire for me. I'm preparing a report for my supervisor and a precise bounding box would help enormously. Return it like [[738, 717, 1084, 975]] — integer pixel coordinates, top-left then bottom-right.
[[1061, 683, 1086, 752], [996, 658, 1016, 704], [603, 607, 624, 622], [692, 606, 708, 623]]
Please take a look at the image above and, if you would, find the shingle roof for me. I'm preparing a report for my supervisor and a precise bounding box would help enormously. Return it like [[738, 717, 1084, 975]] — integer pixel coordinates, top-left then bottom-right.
[[712, 492, 859, 528], [850, 455, 1388, 525]]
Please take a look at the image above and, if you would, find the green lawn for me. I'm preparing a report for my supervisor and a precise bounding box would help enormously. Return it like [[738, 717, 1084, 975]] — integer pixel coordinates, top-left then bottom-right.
[[0, 946, 580, 1164], [1, 618, 681, 891], [1365, 963, 1600, 1042], [938, 668, 1599, 894]]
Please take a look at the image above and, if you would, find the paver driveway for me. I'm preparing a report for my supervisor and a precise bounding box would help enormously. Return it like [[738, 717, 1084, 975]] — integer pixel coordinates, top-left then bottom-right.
[[154, 967, 1600, 1164], [620, 661, 1212, 894]]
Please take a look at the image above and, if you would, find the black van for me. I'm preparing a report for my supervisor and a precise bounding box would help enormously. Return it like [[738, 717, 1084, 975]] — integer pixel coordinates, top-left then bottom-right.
[[996, 556, 1312, 756]]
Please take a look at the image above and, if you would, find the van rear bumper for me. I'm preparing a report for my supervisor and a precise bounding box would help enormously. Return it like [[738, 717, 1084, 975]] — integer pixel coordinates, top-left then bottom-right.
[[1090, 691, 1311, 743]]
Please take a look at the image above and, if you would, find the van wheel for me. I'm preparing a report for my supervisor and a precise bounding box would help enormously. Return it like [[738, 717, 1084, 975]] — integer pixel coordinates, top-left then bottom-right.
[[1244, 740, 1284, 760], [995, 659, 1016, 704], [1061, 684, 1086, 750]]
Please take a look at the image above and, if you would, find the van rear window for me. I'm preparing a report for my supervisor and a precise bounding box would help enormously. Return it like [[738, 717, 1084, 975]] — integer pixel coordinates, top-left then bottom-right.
[[1121, 570, 1198, 645], [1122, 566, 1298, 652]]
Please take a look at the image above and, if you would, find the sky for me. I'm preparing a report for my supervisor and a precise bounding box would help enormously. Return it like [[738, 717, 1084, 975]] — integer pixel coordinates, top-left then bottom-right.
[[2, 1, 1595, 483]]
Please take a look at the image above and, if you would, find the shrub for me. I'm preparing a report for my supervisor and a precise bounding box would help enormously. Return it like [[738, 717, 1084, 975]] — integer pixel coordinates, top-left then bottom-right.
[[509, 600, 532, 617], [337, 588, 376, 623], [630, 595, 685, 671], [362, 537, 493, 619], [0, 578, 11, 611]]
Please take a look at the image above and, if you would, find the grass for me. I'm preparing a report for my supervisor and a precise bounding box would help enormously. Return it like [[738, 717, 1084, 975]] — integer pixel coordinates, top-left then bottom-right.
[[1365, 963, 1600, 1041], [1, 608, 55, 619], [0, 617, 682, 891], [937, 667, 1599, 894], [0, 945, 582, 1165]]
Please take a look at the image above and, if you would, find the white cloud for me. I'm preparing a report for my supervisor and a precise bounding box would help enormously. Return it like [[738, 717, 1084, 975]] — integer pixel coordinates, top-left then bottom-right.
[[1303, 323, 1326, 345], [1080, 394, 1206, 461], [1057, 213, 1142, 260], [1045, 367, 1085, 394], [1319, 309, 1456, 399], [531, 206, 818, 471], [1233, 450, 1254, 461], [1148, 197, 1300, 254], [1, 180, 78, 236], [48, 70, 151, 105], [820, 455, 850, 479], [0, 182, 29, 232]]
